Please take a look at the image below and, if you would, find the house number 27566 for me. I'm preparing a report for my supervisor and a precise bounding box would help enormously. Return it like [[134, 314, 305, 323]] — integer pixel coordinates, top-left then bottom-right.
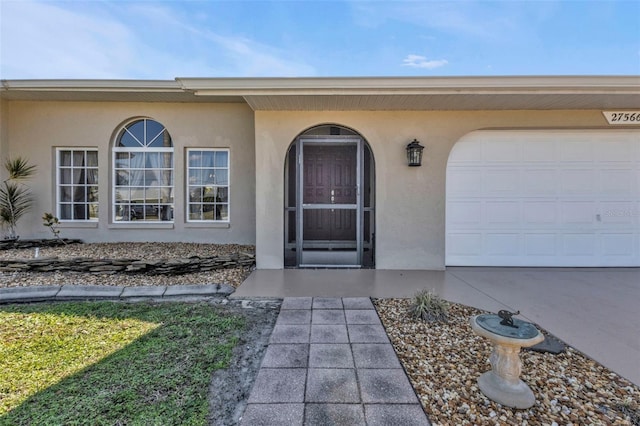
[[602, 111, 640, 124]]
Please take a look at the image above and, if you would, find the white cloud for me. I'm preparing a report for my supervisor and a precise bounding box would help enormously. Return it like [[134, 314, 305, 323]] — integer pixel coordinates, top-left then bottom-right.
[[122, 3, 317, 77], [0, 1, 141, 79], [402, 55, 448, 70], [0, 1, 316, 79], [187, 29, 316, 77]]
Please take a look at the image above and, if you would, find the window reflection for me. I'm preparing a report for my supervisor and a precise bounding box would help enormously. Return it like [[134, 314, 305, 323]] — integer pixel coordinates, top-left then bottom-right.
[[113, 119, 174, 222], [56, 149, 99, 221], [186, 149, 230, 222]]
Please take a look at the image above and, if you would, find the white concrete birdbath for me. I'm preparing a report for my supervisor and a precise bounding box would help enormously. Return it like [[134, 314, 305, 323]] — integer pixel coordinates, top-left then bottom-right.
[[470, 313, 544, 409]]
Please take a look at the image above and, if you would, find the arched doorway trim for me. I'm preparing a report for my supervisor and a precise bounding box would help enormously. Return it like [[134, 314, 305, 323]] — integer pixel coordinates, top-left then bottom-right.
[[284, 124, 375, 268]]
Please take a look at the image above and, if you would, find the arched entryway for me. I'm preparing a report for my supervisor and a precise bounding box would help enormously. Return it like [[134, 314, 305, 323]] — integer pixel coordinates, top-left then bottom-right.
[[284, 124, 375, 268]]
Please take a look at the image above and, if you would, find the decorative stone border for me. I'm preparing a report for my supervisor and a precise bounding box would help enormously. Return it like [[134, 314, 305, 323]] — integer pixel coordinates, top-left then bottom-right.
[[0, 284, 235, 304], [0, 239, 83, 250], [0, 253, 255, 275]]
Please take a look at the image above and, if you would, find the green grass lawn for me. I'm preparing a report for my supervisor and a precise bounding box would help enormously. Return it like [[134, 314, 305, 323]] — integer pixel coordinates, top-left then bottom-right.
[[0, 301, 245, 425]]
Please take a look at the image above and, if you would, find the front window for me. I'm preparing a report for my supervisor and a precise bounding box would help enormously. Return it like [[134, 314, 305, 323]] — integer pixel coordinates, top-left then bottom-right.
[[187, 149, 229, 222], [113, 119, 174, 222], [56, 148, 99, 221]]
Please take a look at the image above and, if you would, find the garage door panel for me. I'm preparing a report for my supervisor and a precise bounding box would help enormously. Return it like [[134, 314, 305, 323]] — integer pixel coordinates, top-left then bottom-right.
[[563, 234, 596, 256], [523, 139, 557, 162], [448, 234, 482, 256], [485, 202, 520, 225], [560, 169, 595, 194], [449, 140, 482, 163], [524, 234, 557, 256], [483, 139, 520, 162], [485, 234, 519, 255], [596, 139, 635, 162], [523, 202, 557, 225], [447, 168, 481, 195], [447, 130, 639, 267], [600, 169, 634, 194], [601, 233, 635, 256], [560, 139, 594, 162], [448, 201, 482, 225], [561, 201, 596, 225], [484, 170, 519, 194], [522, 169, 557, 194]]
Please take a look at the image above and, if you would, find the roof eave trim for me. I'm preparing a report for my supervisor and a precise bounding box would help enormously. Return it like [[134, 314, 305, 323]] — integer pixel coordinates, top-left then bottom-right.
[[1, 79, 182, 92], [178, 75, 640, 93]]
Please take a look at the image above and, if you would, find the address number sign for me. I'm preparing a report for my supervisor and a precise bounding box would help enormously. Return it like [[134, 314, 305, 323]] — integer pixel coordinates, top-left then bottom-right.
[[602, 111, 640, 125]]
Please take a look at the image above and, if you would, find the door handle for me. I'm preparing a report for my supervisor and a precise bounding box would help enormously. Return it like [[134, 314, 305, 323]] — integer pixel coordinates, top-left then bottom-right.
[[331, 189, 335, 204]]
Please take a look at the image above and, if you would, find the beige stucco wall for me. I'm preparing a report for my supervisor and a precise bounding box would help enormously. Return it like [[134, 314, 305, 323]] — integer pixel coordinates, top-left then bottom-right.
[[4, 100, 631, 269], [4, 100, 256, 244], [0, 99, 7, 172], [254, 109, 617, 269]]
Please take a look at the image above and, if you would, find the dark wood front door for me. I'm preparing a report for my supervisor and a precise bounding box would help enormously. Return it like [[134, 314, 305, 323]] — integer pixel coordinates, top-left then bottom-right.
[[303, 145, 357, 242]]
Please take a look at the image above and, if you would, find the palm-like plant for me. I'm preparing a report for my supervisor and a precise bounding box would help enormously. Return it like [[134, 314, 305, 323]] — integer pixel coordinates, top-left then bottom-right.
[[0, 157, 36, 240]]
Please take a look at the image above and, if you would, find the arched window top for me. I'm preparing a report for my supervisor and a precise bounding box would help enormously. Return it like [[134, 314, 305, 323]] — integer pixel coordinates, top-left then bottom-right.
[[117, 118, 172, 148]]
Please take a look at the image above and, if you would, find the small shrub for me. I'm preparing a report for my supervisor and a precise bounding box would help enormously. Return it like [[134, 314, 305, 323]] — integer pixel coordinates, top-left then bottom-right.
[[409, 289, 449, 323], [0, 157, 36, 240], [615, 398, 640, 425], [42, 212, 66, 244]]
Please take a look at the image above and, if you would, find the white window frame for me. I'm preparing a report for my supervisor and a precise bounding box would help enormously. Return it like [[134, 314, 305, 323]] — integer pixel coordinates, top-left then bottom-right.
[[112, 119, 174, 223], [186, 148, 230, 223], [55, 148, 99, 222]]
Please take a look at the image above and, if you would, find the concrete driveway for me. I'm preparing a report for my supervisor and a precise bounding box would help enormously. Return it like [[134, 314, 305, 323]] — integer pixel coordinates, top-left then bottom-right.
[[234, 267, 640, 386]]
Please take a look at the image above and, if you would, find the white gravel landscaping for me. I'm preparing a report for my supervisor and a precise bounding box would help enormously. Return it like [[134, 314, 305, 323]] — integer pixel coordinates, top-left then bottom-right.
[[375, 299, 639, 426]]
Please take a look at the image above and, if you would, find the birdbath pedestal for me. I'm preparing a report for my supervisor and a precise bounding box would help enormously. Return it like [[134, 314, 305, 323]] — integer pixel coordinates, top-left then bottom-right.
[[470, 314, 544, 409]]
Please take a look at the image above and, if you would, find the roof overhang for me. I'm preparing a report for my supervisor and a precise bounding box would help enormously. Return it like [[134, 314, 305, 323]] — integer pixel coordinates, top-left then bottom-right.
[[0, 79, 243, 103], [2, 76, 639, 111]]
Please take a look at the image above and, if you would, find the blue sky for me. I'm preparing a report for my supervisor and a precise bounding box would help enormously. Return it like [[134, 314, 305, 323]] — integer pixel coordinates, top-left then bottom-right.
[[1, 0, 639, 79]]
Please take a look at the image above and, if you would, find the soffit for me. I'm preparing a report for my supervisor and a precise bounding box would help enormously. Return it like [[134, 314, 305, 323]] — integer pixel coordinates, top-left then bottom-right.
[[241, 93, 640, 111]]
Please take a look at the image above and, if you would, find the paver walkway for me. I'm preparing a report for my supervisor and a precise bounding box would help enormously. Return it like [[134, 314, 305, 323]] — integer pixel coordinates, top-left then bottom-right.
[[240, 297, 430, 426]]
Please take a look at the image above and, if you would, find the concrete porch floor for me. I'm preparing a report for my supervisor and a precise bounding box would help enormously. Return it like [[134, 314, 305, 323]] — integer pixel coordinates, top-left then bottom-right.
[[234, 267, 640, 386]]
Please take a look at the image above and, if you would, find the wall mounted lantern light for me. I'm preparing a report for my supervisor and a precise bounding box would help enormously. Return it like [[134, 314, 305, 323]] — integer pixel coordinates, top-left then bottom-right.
[[406, 139, 425, 167]]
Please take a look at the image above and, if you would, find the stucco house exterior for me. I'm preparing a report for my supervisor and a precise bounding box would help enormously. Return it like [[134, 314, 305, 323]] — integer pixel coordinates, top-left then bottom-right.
[[1, 76, 638, 270]]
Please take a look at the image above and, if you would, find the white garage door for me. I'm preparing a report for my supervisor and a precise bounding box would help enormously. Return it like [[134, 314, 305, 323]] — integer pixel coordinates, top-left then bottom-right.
[[446, 130, 640, 267]]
